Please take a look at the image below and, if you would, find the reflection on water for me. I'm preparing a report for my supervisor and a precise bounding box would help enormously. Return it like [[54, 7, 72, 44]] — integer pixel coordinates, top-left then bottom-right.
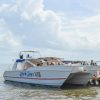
[[0, 64, 100, 100], [1, 81, 99, 100]]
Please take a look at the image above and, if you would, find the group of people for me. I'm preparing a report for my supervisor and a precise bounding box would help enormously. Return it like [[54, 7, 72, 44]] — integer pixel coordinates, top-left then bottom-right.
[[19, 54, 31, 59]]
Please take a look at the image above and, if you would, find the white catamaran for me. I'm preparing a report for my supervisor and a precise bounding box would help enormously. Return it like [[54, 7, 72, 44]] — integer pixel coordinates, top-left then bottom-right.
[[3, 51, 91, 87]]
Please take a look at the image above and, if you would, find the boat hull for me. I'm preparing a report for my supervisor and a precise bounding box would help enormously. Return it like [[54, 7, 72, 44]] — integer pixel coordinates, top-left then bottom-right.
[[67, 65, 100, 85], [4, 65, 91, 87], [3, 66, 72, 87], [64, 72, 91, 85]]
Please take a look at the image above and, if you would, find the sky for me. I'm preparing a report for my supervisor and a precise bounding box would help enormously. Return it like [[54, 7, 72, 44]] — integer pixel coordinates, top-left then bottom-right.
[[0, 0, 100, 64]]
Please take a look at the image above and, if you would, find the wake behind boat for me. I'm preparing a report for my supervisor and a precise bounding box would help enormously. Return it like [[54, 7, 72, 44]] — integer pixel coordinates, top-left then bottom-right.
[[3, 51, 91, 87]]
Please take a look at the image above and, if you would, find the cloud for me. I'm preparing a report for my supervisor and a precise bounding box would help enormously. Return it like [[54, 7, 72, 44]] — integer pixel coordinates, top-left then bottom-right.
[[0, 0, 100, 63], [58, 13, 100, 51], [0, 0, 63, 53], [0, 19, 21, 49], [20, 0, 44, 21], [0, 3, 17, 13], [0, 33, 21, 47], [0, 0, 62, 49]]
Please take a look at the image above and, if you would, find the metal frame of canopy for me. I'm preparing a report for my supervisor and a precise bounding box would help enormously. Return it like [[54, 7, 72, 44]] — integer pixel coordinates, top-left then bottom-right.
[[19, 50, 41, 59]]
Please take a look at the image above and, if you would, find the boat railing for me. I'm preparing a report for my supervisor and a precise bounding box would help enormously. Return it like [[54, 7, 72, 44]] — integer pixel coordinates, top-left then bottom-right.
[[25, 60, 36, 67]]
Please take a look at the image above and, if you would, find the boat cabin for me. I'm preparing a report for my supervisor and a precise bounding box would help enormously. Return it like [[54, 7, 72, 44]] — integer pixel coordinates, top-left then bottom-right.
[[12, 51, 64, 71]]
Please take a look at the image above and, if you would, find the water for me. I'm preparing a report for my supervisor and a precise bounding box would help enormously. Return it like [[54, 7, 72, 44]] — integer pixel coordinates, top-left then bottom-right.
[[0, 64, 100, 100]]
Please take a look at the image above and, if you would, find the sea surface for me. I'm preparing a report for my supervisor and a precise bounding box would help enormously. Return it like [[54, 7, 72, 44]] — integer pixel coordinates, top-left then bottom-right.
[[0, 64, 100, 100]]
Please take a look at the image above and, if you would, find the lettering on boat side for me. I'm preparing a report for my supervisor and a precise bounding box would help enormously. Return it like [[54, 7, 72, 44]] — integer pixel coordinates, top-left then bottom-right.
[[20, 71, 41, 78]]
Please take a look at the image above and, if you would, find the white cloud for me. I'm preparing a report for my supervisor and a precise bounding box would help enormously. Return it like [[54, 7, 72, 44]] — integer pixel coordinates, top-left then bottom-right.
[[0, 0, 100, 63], [14, 0, 62, 49], [0, 0, 62, 51], [0, 3, 17, 13], [0, 19, 22, 48], [0, 33, 21, 47], [59, 13, 100, 51]]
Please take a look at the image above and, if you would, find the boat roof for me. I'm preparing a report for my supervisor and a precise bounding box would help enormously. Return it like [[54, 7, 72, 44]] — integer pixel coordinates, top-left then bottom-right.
[[20, 50, 39, 53], [38, 57, 63, 60], [19, 50, 41, 58]]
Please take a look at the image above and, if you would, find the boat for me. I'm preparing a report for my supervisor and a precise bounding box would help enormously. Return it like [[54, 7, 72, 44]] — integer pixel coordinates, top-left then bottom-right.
[[3, 51, 90, 87]]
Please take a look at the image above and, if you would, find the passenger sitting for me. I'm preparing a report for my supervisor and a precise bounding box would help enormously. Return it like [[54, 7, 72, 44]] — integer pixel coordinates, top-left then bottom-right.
[[58, 62, 61, 65], [37, 63, 40, 66], [47, 62, 49, 65], [50, 62, 55, 65]]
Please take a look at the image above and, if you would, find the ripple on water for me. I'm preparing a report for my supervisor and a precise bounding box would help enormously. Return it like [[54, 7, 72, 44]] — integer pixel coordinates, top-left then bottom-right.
[[0, 80, 99, 100], [0, 64, 100, 100]]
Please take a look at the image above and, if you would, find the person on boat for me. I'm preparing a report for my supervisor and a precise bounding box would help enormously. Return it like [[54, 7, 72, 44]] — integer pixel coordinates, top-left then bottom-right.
[[92, 74, 97, 85], [27, 54, 30, 58], [19, 54, 23, 59]]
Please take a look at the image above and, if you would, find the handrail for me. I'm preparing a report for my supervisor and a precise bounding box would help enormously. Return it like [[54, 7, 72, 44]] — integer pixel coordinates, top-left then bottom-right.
[[25, 60, 36, 67]]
